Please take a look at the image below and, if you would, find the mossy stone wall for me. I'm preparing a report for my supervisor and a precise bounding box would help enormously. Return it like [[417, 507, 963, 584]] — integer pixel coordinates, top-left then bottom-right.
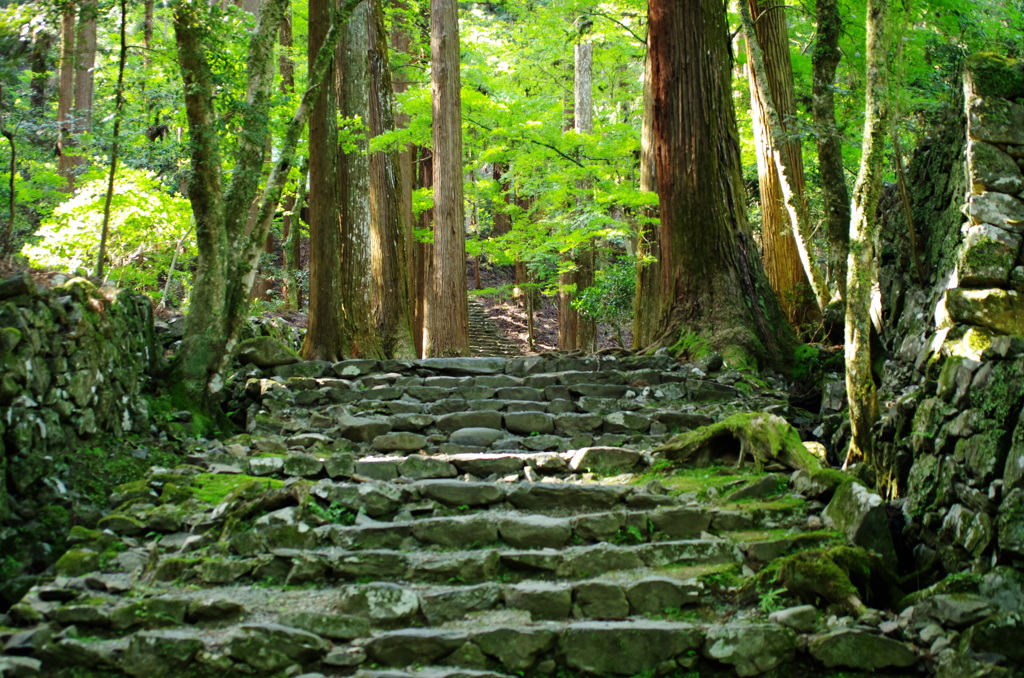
[[875, 55, 1024, 574], [0, 272, 157, 606]]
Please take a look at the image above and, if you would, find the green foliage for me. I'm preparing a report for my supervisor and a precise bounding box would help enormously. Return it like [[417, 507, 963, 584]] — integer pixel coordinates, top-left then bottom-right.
[[22, 168, 194, 302], [572, 256, 636, 347], [307, 501, 357, 526]]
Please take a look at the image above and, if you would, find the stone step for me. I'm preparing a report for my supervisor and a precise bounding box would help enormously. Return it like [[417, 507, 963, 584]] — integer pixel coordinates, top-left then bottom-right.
[[5, 614, 919, 677], [137, 538, 739, 588]]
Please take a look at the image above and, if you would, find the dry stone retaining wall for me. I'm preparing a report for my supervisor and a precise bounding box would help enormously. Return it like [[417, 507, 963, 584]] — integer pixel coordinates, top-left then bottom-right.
[[874, 54, 1024, 574], [0, 272, 157, 605]]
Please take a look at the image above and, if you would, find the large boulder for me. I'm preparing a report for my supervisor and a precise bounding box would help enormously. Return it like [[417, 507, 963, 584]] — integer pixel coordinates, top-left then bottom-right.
[[823, 482, 898, 572]]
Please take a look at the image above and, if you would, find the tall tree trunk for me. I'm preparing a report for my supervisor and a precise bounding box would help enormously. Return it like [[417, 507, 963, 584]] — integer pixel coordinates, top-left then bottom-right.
[[813, 0, 850, 299], [57, 3, 76, 187], [391, 4, 418, 353], [301, 0, 345, 361], [743, 0, 820, 327], [634, 44, 662, 348], [96, 0, 127, 279], [278, 11, 302, 310], [173, 0, 359, 407], [647, 0, 794, 369], [368, 0, 416, 358], [30, 30, 54, 113], [845, 0, 891, 478], [73, 1, 97, 139], [424, 0, 469, 357], [337, 0, 381, 358], [574, 39, 596, 353]]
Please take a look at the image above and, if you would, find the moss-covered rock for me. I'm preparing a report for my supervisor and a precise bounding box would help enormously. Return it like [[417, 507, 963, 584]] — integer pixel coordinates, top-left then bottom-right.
[[655, 412, 845, 493], [966, 53, 1024, 101], [234, 336, 300, 369], [54, 549, 101, 577]]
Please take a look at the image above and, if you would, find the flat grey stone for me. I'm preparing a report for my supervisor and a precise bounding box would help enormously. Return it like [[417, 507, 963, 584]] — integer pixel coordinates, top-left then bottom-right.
[[504, 411, 555, 435], [809, 629, 917, 670], [474, 627, 557, 672], [364, 629, 468, 667], [277, 611, 370, 640], [449, 427, 504, 447], [627, 577, 700, 614], [448, 453, 525, 477], [372, 432, 428, 453], [338, 583, 420, 623], [498, 515, 573, 548], [398, 454, 457, 480], [416, 480, 506, 507], [436, 411, 503, 433], [416, 357, 507, 374], [574, 580, 630, 618], [283, 454, 324, 477], [419, 583, 501, 624], [558, 620, 704, 676], [649, 507, 712, 539], [503, 582, 572, 620], [768, 605, 820, 632], [411, 514, 498, 548], [554, 413, 604, 436], [569, 447, 642, 472], [389, 413, 434, 431], [520, 434, 563, 451], [602, 411, 651, 433], [337, 414, 392, 442], [507, 483, 630, 511]]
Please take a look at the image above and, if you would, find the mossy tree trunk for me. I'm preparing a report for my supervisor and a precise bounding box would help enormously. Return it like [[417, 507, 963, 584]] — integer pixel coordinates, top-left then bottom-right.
[[845, 0, 891, 478], [336, 0, 382, 359], [742, 0, 824, 326], [301, 0, 344, 361], [172, 0, 361, 407], [647, 0, 794, 369], [812, 0, 850, 299], [424, 0, 470, 357], [368, 0, 416, 359], [633, 45, 662, 349]]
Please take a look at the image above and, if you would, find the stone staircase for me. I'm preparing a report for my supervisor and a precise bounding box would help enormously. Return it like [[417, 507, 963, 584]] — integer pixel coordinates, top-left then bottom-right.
[[467, 299, 520, 358], [0, 356, 930, 677]]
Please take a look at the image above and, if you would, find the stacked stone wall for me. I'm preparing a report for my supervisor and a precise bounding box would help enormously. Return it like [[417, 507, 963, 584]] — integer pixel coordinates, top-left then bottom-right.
[[876, 54, 1024, 573], [0, 272, 157, 605]]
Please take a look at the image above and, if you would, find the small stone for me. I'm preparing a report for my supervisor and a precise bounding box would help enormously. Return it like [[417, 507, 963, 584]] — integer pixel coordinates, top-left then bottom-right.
[[769, 605, 820, 632]]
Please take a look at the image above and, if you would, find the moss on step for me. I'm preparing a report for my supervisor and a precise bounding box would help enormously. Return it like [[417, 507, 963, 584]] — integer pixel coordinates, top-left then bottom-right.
[[188, 473, 284, 505], [747, 546, 903, 616], [655, 412, 846, 492]]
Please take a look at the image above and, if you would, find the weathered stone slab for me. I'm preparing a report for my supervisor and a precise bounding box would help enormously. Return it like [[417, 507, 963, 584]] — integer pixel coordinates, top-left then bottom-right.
[[411, 514, 498, 548], [397, 455, 457, 480], [507, 483, 630, 511], [416, 480, 506, 507], [498, 515, 573, 549], [558, 621, 703, 676], [364, 629, 468, 666], [436, 411, 503, 433], [504, 411, 555, 435], [569, 447, 642, 472], [416, 357, 507, 375], [809, 629, 917, 670], [503, 582, 572, 620]]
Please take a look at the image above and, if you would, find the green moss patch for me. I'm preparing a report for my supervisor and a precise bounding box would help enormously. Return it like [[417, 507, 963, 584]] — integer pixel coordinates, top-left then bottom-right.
[[188, 473, 284, 505], [966, 53, 1024, 100]]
